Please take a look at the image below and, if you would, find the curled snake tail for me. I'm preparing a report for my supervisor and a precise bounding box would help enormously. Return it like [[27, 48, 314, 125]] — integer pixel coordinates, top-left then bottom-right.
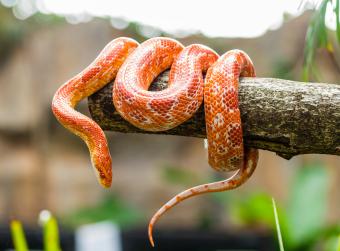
[[148, 147, 258, 246], [148, 226, 155, 247]]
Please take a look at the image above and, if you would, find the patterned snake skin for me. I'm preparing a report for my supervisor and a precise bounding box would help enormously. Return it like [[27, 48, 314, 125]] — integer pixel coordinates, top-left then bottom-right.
[[52, 37, 259, 246]]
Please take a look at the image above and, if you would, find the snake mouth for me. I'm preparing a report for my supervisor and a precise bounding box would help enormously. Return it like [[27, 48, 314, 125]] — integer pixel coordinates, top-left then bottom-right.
[[100, 178, 112, 188], [90, 150, 112, 188], [97, 170, 112, 188]]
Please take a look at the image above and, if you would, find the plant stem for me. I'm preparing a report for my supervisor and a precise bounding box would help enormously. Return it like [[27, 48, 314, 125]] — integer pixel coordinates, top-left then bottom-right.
[[10, 220, 29, 251], [272, 198, 285, 251]]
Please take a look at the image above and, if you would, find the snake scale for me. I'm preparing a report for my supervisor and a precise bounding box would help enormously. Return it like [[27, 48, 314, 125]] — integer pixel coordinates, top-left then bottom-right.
[[52, 37, 259, 246]]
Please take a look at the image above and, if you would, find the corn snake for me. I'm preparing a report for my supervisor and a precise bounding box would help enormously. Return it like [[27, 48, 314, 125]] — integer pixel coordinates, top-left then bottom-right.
[[52, 37, 259, 246]]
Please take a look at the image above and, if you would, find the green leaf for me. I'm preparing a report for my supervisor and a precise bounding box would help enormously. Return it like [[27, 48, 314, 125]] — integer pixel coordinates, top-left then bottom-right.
[[335, 0, 340, 43], [303, 0, 330, 81], [323, 233, 340, 251], [285, 162, 329, 248], [10, 220, 29, 251], [43, 216, 61, 251], [272, 198, 285, 251]]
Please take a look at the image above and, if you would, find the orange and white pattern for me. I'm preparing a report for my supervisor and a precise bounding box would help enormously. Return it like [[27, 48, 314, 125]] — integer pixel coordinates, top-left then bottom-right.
[[52, 37, 259, 246]]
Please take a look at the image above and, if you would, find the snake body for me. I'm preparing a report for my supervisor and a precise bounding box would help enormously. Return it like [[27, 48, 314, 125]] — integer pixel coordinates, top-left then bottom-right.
[[52, 37, 258, 246], [52, 37, 138, 187]]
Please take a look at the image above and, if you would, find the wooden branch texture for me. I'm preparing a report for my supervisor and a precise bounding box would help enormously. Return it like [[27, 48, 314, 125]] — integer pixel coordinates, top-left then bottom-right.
[[88, 71, 340, 159]]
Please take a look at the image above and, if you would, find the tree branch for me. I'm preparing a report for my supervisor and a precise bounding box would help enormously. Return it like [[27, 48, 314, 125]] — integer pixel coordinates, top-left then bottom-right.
[[88, 71, 340, 160]]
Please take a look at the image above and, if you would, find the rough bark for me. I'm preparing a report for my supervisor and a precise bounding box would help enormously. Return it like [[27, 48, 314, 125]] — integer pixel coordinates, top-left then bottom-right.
[[88, 71, 340, 160]]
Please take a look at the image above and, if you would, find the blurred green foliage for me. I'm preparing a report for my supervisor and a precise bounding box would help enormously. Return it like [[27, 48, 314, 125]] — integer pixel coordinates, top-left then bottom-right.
[[303, 0, 340, 80], [161, 164, 203, 187], [10, 220, 29, 251], [0, 5, 62, 65], [42, 215, 62, 251], [0, 6, 25, 63], [272, 60, 295, 80], [226, 162, 339, 251], [161, 161, 339, 251], [62, 195, 143, 228], [10, 212, 61, 251], [285, 162, 328, 248]]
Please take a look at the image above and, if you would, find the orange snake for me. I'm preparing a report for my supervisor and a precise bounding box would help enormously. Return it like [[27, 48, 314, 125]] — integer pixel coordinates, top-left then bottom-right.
[[52, 37, 259, 246]]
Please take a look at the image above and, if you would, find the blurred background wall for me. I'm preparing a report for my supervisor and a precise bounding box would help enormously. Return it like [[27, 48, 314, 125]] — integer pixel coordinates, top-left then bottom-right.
[[0, 2, 338, 246]]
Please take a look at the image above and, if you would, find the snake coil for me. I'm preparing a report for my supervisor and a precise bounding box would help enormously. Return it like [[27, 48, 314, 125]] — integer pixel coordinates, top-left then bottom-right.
[[52, 37, 259, 246]]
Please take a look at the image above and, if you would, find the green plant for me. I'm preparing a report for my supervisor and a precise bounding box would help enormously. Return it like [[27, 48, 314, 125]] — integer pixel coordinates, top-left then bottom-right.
[[273, 198, 285, 251], [303, 0, 340, 80], [62, 195, 143, 228], [285, 162, 328, 249], [10, 220, 29, 251], [40, 211, 62, 251], [222, 162, 339, 251], [160, 154, 339, 250], [10, 211, 62, 251]]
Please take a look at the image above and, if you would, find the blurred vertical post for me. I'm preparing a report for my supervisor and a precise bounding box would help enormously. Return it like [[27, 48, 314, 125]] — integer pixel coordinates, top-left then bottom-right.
[[40, 210, 62, 251], [10, 220, 29, 251]]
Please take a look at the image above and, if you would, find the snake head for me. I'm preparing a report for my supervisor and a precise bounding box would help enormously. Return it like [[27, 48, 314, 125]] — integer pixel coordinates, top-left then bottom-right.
[[87, 135, 113, 188]]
